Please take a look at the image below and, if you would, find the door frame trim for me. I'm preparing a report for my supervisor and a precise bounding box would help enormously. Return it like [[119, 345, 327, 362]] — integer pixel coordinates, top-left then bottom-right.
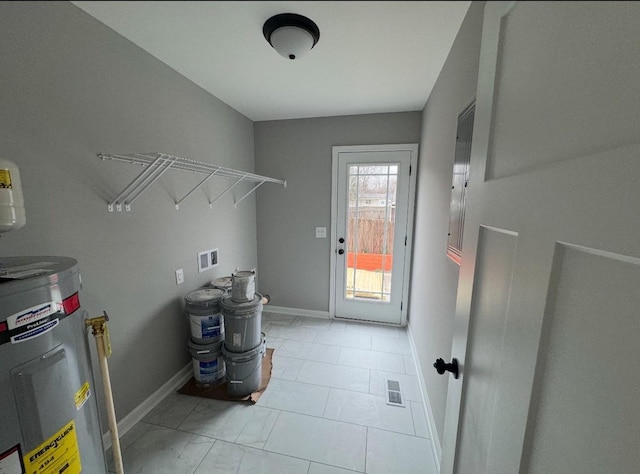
[[330, 143, 418, 326]]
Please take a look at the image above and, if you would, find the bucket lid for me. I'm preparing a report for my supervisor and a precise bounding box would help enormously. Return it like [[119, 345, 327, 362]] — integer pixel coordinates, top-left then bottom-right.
[[221, 341, 263, 361], [221, 293, 263, 314], [186, 288, 225, 305], [188, 338, 223, 355], [211, 276, 232, 289], [232, 270, 255, 279]]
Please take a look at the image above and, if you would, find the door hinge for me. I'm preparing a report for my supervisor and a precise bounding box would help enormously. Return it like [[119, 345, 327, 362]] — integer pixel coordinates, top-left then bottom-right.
[[405, 236, 407, 246], [401, 301, 403, 311], [409, 165, 412, 176]]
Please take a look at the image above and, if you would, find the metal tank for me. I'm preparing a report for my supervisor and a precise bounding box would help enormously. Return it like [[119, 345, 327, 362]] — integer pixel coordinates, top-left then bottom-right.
[[0, 256, 106, 473]]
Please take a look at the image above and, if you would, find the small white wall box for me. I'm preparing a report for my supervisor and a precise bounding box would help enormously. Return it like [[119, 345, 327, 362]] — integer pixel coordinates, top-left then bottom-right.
[[198, 248, 219, 273]]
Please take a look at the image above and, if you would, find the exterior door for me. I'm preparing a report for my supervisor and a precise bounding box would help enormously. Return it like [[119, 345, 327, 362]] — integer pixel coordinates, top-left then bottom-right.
[[441, 2, 640, 473], [331, 144, 417, 325]]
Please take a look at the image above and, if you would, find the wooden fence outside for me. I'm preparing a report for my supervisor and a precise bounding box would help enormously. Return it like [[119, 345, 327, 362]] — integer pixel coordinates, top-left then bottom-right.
[[347, 217, 395, 255]]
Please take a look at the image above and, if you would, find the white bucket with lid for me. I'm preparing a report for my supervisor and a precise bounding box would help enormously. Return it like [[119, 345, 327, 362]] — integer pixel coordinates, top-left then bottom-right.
[[185, 288, 225, 344], [231, 270, 256, 303], [221, 293, 263, 352], [188, 338, 225, 387], [222, 341, 263, 397]]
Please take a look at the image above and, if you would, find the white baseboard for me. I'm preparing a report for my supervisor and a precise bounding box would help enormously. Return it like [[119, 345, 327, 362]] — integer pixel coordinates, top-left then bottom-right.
[[102, 363, 192, 450], [263, 305, 330, 320], [407, 323, 442, 472]]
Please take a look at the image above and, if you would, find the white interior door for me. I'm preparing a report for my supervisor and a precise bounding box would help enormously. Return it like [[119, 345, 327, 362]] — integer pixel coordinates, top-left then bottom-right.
[[331, 144, 417, 325], [440, 2, 640, 472]]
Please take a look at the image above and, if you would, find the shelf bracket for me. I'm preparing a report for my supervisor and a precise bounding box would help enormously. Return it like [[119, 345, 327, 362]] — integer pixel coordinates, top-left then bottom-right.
[[234, 180, 265, 208], [123, 159, 174, 211], [209, 175, 247, 208], [175, 169, 219, 210], [108, 156, 166, 212]]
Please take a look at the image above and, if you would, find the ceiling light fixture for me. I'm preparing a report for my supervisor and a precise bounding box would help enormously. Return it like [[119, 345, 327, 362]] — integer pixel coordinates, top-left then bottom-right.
[[263, 13, 320, 60]]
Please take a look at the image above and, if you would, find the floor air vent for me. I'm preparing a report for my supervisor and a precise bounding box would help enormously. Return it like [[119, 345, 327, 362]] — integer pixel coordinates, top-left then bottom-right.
[[386, 379, 405, 407]]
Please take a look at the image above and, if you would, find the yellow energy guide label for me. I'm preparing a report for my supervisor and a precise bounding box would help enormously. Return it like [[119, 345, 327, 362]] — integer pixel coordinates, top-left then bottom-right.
[[23, 420, 82, 474]]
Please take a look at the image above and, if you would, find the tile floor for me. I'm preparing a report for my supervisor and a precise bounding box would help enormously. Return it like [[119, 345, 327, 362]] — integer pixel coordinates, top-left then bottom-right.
[[108, 311, 437, 473]]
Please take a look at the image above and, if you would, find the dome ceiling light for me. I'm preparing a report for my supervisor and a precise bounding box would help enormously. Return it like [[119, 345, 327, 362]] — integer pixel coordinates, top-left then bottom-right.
[[263, 13, 320, 60]]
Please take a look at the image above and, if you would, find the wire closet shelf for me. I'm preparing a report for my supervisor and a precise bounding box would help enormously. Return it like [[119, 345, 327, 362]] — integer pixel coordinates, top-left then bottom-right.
[[99, 152, 286, 212]]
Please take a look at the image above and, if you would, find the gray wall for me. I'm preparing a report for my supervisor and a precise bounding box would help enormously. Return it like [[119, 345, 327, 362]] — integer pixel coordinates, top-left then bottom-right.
[[0, 2, 258, 423], [254, 113, 421, 312], [408, 1, 485, 445]]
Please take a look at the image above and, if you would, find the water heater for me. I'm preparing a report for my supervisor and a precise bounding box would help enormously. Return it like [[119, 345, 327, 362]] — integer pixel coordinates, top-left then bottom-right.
[[0, 256, 106, 474]]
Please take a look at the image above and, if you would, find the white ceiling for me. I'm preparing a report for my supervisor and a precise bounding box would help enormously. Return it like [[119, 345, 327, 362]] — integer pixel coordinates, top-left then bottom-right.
[[72, 1, 470, 122]]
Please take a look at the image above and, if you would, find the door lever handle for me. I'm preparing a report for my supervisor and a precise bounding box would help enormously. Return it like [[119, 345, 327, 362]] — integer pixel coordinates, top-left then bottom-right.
[[433, 358, 459, 379]]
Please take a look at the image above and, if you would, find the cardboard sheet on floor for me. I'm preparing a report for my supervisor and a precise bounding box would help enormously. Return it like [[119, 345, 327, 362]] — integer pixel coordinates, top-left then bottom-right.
[[177, 348, 273, 404]]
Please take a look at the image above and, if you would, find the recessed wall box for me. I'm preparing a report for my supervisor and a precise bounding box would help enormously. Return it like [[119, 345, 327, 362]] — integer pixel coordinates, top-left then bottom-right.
[[198, 248, 219, 273]]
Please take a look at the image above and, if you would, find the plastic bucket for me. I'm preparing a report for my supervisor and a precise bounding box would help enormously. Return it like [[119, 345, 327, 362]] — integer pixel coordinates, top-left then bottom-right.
[[185, 288, 225, 344], [221, 294, 263, 352], [222, 342, 263, 397], [188, 338, 225, 388], [231, 270, 256, 303]]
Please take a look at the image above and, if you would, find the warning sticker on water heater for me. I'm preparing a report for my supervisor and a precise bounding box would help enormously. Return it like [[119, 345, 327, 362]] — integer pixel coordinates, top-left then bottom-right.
[[73, 382, 91, 410], [0, 169, 12, 188], [23, 420, 81, 474]]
